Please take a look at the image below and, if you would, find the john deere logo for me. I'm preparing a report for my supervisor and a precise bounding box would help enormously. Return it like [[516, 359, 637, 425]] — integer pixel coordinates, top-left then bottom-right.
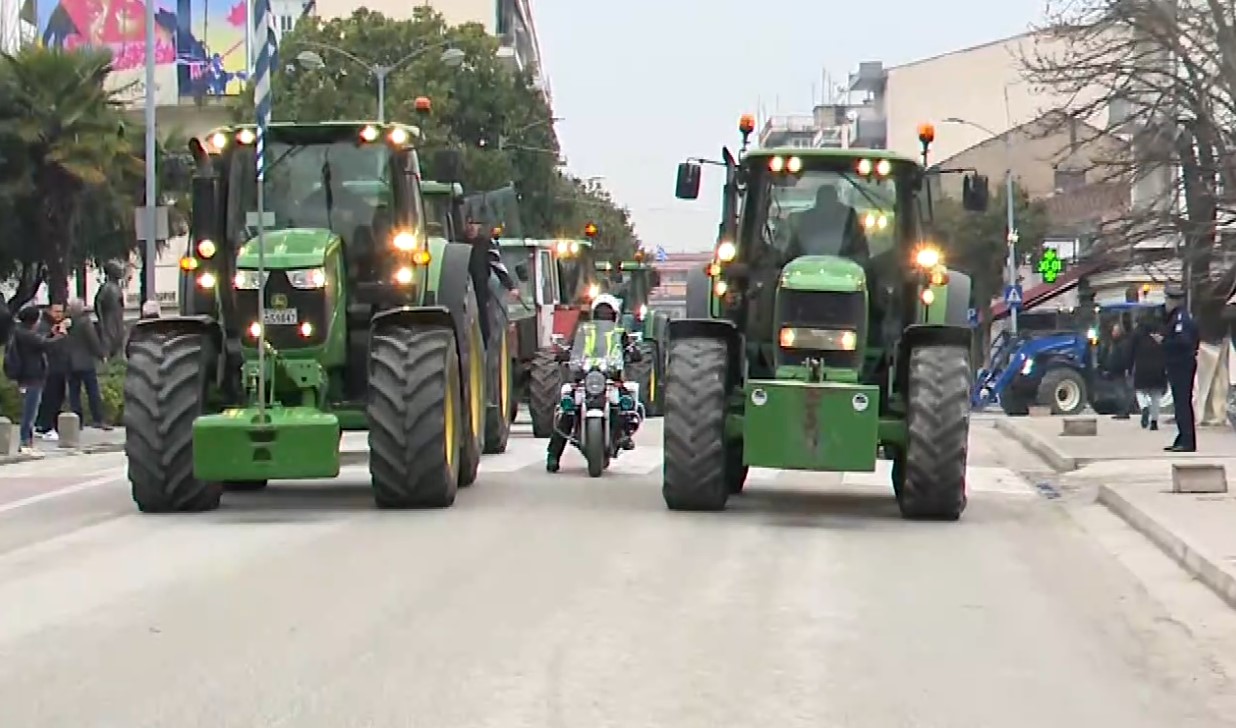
[[271, 294, 288, 309]]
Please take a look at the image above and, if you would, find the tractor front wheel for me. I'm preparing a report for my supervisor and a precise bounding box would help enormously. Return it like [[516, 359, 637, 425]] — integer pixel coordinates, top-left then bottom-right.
[[529, 349, 562, 438], [663, 337, 732, 511], [899, 345, 970, 521], [1038, 367, 1087, 416], [367, 326, 463, 508], [125, 333, 222, 513]]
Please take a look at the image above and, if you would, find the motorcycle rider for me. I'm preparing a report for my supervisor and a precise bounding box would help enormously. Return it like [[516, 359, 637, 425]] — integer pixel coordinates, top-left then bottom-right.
[[546, 294, 643, 473]]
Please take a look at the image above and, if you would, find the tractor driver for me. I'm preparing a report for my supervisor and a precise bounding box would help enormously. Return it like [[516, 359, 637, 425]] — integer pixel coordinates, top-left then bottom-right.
[[786, 181, 870, 263], [546, 294, 643, 472]]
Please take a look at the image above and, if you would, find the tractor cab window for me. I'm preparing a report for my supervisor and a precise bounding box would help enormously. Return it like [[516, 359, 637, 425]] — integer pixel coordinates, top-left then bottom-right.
[[743, 166, 900, 266], [606, 267, 652, 312], [423, 194, 453, 240], [499, 246, 537, 310], [228, 140, 402, 249]]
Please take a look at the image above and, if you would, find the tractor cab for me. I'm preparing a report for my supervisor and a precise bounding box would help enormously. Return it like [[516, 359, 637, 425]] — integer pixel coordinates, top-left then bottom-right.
[[595, 250, 662, 332], [181, 121, 435, 401], [421, 180, 465, 241]]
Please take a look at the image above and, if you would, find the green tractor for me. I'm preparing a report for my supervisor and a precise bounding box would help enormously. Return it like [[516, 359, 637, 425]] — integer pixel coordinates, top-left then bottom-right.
[[594, 253, 669, 416], [666, 120, 989, 519], [420, 178, 517, 453], [134, 121, 493, 512]]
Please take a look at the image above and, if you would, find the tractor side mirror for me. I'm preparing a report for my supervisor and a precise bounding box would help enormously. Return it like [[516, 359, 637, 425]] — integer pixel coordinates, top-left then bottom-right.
[[515, 262, 530, 282], [962, 174, 990, 213], [432, 149, 463, 183], [675, 162, 702, 200]]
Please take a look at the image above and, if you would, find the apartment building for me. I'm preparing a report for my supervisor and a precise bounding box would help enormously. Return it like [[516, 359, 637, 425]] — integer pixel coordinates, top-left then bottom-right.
[[757, 103, 853, 149]]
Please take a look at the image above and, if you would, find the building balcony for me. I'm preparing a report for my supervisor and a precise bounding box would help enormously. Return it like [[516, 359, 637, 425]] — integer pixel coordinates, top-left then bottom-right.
[[851, 115, 887, 148]]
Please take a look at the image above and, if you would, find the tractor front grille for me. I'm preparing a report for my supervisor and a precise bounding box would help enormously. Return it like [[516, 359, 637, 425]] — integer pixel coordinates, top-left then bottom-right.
[[776, 289, 866, 369], [235, 270, 329, 350]]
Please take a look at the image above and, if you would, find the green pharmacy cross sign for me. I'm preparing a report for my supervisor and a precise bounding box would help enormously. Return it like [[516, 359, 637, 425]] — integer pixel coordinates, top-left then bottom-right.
[[1037, 248, 1064, 283]]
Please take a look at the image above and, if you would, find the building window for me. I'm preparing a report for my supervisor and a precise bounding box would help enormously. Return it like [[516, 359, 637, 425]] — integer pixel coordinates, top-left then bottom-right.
[[1054, 168, 1086, 193]]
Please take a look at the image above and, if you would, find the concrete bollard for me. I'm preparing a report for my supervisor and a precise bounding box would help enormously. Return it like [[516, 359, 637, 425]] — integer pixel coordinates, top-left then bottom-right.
[[57, 412, 81, 449], [1171, 463, 1227, 494], [0, 417, 18, 455], [1061, 417, 1097, 436], [1028, 405, 1052, 417]]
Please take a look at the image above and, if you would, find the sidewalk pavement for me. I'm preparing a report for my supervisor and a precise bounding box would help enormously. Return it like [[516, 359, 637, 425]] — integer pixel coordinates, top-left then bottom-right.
[[996, 414, 1236, 609], [0, 426, 126, 467], [993, 414, 1236, 471]]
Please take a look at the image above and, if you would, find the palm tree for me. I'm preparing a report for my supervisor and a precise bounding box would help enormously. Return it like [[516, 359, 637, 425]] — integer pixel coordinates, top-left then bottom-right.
[[0, 46, 139, 304]]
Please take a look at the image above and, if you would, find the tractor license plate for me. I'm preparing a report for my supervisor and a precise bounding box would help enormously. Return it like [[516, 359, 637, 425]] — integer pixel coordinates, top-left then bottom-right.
[[262, 308, 298, 325]]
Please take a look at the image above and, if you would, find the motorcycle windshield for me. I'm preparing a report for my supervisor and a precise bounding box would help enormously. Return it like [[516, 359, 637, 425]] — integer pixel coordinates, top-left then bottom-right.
[[571, 321, 624, 372]]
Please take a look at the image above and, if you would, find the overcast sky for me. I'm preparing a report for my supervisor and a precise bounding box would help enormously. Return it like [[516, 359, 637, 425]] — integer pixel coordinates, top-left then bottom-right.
[[534, 0, 1049, 252]]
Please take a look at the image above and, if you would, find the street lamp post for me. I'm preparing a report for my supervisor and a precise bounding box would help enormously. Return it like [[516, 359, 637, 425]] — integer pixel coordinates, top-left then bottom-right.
[[942, 115, 1020, 335], [293, 40, 466, 123]]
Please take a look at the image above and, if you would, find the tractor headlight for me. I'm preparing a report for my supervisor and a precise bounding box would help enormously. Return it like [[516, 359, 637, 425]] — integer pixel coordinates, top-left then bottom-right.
[[288, 267, 327, 289], [234, 269, 265, 289], [1021, 357, 1034, 376], [393, 231, 417, 251], [586, 283, 600, 299], [584, 370, 607, 396], [778, 327, 857, 351], [197, 272, 216, 289], [914, 246, 941, 268], [196, 239, 217, 258]]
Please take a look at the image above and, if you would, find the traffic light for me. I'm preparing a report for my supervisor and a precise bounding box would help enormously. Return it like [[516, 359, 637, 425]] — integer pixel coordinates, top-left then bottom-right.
[[583, 222, 598, 238]]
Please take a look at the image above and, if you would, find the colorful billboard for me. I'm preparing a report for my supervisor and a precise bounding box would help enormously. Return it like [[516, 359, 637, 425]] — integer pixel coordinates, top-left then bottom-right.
[[33, 0, 249, 104], [176, 0, 248, 98]]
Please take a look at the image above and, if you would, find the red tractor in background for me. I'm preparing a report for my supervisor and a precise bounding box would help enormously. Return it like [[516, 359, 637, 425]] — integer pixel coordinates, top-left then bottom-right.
[[498, 224, 605, 437]]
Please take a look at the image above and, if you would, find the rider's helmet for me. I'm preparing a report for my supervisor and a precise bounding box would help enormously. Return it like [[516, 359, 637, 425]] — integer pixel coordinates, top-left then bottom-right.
[[591, 293, 621, 322]]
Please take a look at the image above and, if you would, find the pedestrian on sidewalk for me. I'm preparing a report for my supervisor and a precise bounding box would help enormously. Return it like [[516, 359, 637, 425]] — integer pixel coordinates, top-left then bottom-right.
[[5, 305, 68, 457], [1104, 322, 1134, 419], [63, 299, 112, 431], [34, 302, 69, 442], [1130, 311, 1168, 430], [1156, 285, 1199, 452]]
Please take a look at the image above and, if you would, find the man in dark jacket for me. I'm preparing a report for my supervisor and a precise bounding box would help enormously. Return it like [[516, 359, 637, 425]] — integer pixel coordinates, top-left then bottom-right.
[[94, 262, 126, 360], [461, 217, 519, 343], [1156, 285, 1199, 451], [63, 299, 112, 431], [35, 302, 70, 440], [8, 305, 67, 454]]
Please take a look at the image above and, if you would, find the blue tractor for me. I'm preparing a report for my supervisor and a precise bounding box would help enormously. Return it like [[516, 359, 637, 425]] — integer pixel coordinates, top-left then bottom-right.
[[973, 302, 1161, 416]]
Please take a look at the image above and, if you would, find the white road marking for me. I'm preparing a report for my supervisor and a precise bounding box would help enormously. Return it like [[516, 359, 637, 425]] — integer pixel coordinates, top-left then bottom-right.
[[0, 469, 127, 514]]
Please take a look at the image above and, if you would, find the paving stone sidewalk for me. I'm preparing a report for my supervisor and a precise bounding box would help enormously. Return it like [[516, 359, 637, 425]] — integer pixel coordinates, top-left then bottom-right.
[[997, 414, 1236, 609], [993, 414, 1236, 470], [0, 425, 125, 467]]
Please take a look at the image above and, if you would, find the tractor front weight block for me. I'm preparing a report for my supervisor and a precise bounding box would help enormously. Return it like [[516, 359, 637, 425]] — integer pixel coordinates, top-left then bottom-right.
[[742, 380, 880, 472], [193, 407, 342, 482]]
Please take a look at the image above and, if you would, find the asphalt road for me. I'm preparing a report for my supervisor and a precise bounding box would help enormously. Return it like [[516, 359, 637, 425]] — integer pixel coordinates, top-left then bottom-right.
[[2, 415, 1235, 727]]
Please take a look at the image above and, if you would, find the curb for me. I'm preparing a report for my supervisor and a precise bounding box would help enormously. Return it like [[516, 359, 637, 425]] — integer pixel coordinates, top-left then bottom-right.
[[992, 418, 1078, 471], [0, 442, 125, 468], [1098, 483, 1236, 610]]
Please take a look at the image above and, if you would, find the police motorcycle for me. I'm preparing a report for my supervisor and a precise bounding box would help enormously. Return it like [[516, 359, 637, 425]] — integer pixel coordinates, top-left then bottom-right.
[[547, 295, 645, 477]]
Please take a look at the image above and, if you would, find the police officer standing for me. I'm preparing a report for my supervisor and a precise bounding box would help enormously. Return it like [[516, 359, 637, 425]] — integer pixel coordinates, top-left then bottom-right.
[[1155, 284, 1199, 452]]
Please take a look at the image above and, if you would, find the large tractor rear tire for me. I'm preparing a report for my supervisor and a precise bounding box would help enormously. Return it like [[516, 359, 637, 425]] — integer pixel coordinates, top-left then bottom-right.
[[899, 344, 970, 521], [125, 333, 223, 513], [483, 303, 514, 454], [529, 349, 561, 438], [367, 326, 463, 508], [663, 337, 732, 511]]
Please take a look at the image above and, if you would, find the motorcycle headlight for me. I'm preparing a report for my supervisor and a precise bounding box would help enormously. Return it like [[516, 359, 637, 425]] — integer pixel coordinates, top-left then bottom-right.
[[584, 370, 607, 396]]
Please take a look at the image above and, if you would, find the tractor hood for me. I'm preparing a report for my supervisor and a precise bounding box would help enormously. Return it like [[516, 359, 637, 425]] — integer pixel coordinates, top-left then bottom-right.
[[779, 255, 866, 293], [237, 228, 337, 269]]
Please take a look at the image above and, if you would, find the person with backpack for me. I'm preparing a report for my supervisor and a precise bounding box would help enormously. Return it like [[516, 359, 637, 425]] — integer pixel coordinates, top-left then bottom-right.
[[4, 305, 68, 456]]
